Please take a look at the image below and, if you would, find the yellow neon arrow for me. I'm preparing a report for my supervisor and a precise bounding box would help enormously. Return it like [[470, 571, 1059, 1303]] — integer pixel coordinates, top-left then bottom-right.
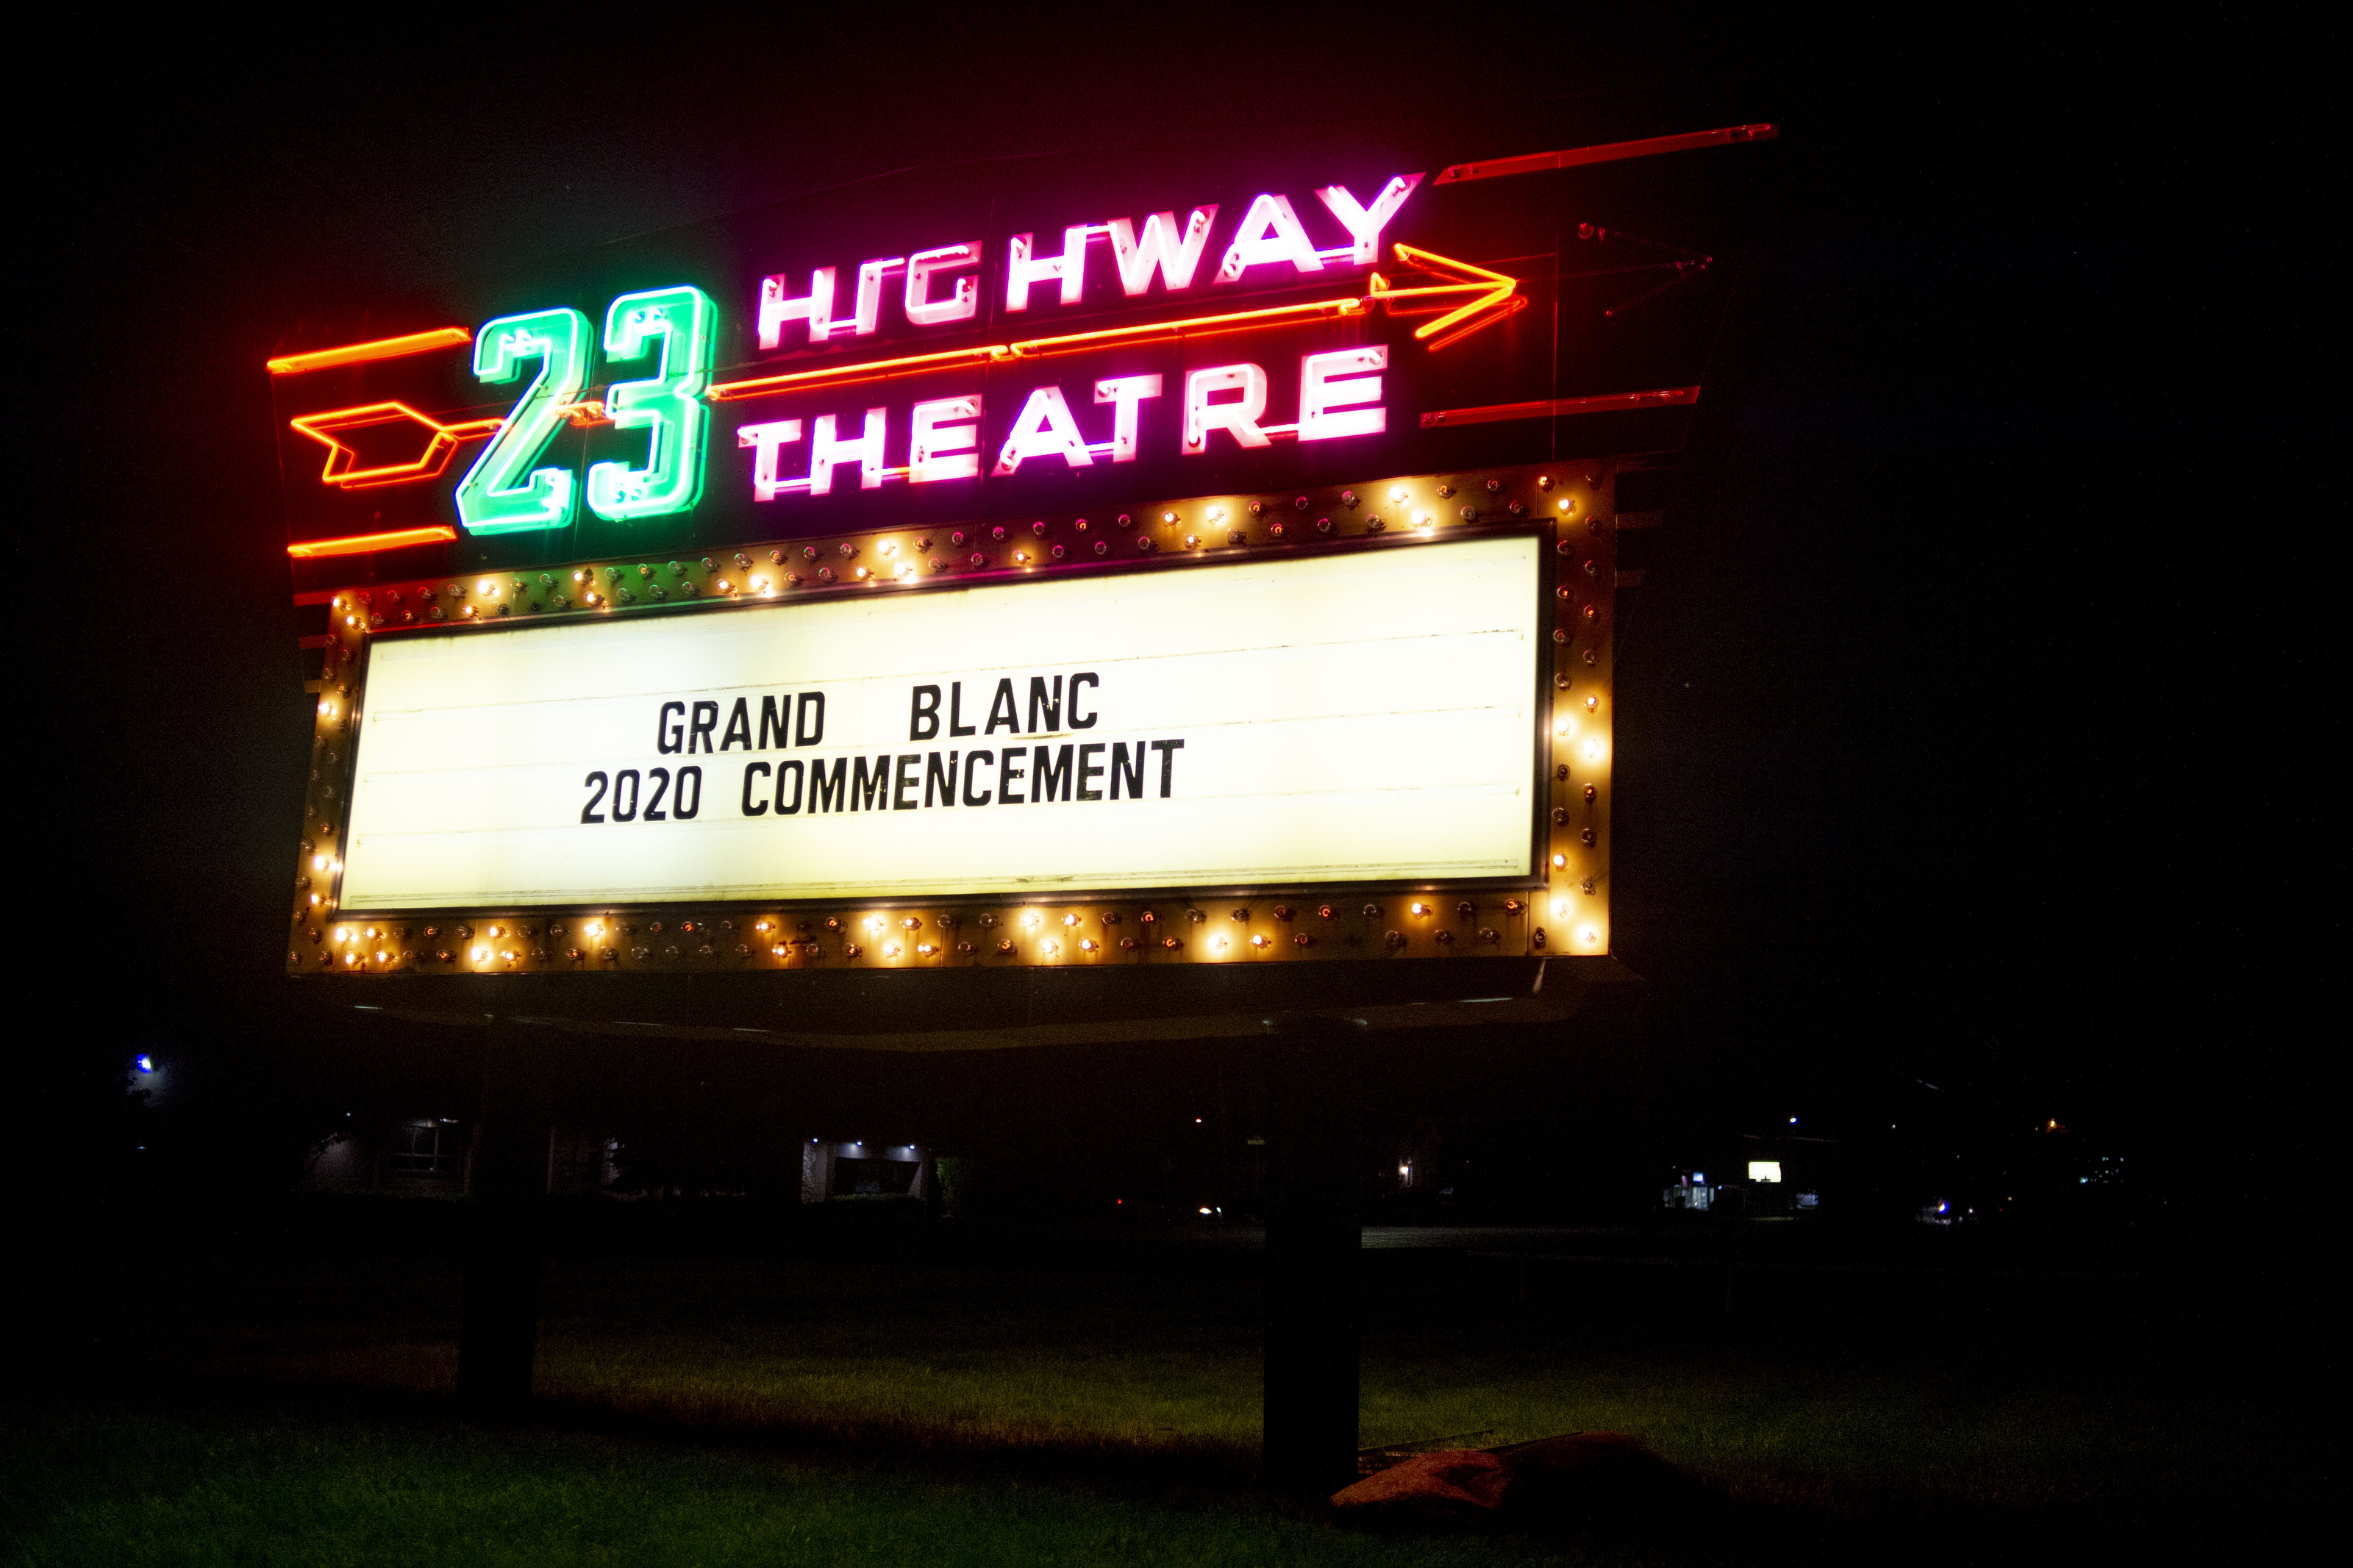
[[709, 244, 1527, 404], [1371, 243, 1525, 350]]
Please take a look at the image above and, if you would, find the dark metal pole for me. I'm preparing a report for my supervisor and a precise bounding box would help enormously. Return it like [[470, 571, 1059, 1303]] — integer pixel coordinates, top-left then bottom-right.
[[1260, 1013, 1364, 1494], [457, 1017, 550, 1413]]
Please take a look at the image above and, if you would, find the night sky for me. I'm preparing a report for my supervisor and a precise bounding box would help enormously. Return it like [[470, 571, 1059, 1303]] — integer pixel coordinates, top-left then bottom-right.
[[27, 16, 2332, 1236]]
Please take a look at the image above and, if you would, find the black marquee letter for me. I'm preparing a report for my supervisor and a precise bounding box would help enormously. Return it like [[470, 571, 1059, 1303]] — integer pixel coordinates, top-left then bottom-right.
[[760, 695, 793, 749], [926, 751, 959, 808], [1149, 738, 1185, 798], [720, 698, 753, 751], [741, 762, 771, 816], [893, 753, 921, 810], [984, 679, 1019, 734], [1027, 675, 1062, 734]]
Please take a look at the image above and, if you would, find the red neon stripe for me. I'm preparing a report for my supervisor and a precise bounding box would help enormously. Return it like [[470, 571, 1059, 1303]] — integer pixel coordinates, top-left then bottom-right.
[[1417, 387, 1700, 429], [285, 525, 458, 559], [268, 328, 474, 375], [1433, 123, 1778, 185]]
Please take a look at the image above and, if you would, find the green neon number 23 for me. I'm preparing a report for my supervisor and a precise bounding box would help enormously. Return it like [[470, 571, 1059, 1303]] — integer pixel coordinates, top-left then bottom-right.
[[587, 285, 715, 522], [455, 308, 590, 534]]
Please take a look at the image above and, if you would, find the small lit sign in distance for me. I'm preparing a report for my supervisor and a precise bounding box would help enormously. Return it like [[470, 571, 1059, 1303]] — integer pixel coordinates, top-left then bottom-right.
[[336, 536, 1543, 911]]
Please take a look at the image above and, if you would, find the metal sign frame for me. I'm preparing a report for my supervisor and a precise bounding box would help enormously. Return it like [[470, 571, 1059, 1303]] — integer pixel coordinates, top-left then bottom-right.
[[292, 456, 1618, 976]]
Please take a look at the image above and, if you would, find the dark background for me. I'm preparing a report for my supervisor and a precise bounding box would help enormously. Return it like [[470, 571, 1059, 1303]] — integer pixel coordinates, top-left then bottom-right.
[[24, 12, 2335, 1252]]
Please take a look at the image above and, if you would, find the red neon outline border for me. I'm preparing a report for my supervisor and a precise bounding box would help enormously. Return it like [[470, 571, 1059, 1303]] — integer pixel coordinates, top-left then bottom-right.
[[268, 328, 474, 376], [287, 525, 458, 559]]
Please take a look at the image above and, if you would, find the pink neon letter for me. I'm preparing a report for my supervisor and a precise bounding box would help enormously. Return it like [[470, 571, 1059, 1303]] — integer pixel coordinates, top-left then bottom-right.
[[991, 386, 1095, 475], [758, 268, 839, 348], [1093, 375, 1164, 462], [737, 420, 804, 501], [1215, 195, 1324, 283], [1105, 208, 1218, 296], [1006, 226, 1092, 311], [1314, 175, 1424, 265], [849, 257, 907, 335], [905, 243, 981, 326], [1182, 364, 1271, 453], [910, 396, 983, 484], [809, 409, 888, 493], [1298, 348, 1388, 441]]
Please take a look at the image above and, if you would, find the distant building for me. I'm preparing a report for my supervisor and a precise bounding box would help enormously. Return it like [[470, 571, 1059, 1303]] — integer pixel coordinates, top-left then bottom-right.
[[801, 1139, 931, 1203], [301, 1119, 620, 1196]]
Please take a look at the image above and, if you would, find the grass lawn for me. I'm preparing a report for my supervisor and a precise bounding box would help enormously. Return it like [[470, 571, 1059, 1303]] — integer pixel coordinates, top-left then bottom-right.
[[3, 1243, 2321, 1565]]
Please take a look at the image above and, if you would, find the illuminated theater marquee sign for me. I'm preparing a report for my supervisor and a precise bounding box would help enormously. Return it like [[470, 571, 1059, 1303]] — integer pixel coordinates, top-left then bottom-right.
[[278, 125, 1769, 975]]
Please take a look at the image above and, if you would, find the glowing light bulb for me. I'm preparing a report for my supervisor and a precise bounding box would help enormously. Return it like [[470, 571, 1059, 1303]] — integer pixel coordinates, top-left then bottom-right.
[[1389, 486, 1407, 503], [1021, 911, 1040, 930], [1410, 901, 1429, 917], [883, 942, 901, 958], [1552, 898, 1568, 917], [318, 701, 335, 717], [1579, 927, 1599, 945], [1552, 853, 1568, 869], [476, 579, 494, 595], [864, 917, 884, 933], [471, 946, 488, 962], [335, 926, 351, 942], [1583, 737, 1607, 762], [588, 923, 604, 937], [1212, 936, 1229, 952], [313, 855, 327, 871]]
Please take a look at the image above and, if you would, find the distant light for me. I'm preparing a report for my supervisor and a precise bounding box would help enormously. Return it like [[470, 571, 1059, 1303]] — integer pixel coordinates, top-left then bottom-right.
[[1789, 1117, 1798, 1125], [136, 1055, 153, 1073], [1199, 1206, 1212, 1215]]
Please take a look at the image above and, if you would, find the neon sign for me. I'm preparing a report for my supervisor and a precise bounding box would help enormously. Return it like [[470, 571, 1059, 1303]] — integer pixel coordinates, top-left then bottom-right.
[[455, 307, 592, 534], [273, 128, 1771, 565]]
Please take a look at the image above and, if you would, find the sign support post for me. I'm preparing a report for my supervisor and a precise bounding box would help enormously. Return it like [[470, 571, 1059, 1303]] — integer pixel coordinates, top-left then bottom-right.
[[457, 1017, 551, 1412], [1260, 1013, 1365, 1493]]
